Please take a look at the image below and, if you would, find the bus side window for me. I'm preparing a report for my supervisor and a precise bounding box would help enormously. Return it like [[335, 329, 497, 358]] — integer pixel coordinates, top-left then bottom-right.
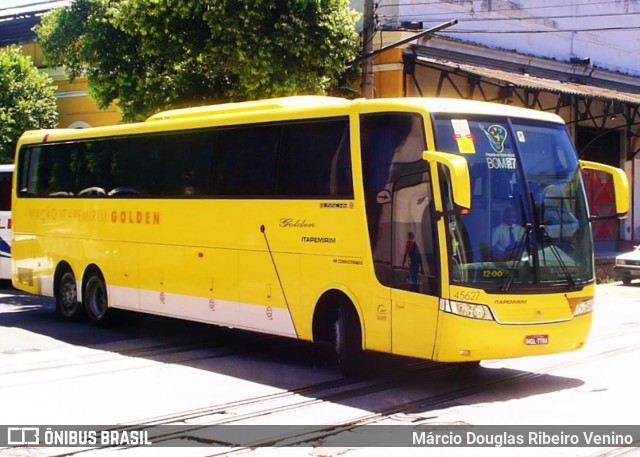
[[0, 172, 11, 210], [44, 145, 75, 196], [110, 144, 142, 197], [180, 131, 215, 197], [278, 119, 352, 197], [216, 125, 279, 196], [361, 113, 429, 289], [75, 141, 112, 196]]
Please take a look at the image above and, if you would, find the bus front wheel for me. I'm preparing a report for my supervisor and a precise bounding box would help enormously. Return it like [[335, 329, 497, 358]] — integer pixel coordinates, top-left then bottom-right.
[[335, 304, 364, 377], [84, 272, 110, 324], [57, 270, 83, 320]]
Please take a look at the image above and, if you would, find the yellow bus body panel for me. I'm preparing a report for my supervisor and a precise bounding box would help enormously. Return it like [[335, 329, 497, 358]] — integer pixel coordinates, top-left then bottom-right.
[[12, 197, 370, 340], [433, 312, 592, 362], [12, 96, 605, 365], [434, 284, 595, 361]]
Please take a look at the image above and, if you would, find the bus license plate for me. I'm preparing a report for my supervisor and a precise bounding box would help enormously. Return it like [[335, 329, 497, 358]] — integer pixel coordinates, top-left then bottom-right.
[[525, 334, 549, 345]]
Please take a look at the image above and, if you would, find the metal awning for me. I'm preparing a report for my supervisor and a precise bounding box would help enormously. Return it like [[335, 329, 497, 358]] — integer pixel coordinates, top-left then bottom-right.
[[414, 55, 640, 106], [0, 1, 70, 45], [0, 1, 70, 17]]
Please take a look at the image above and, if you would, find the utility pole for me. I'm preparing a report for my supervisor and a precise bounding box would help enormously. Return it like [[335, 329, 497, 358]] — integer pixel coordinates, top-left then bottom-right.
[[359, 0, 456, 100], [361, 0, 375, 99]]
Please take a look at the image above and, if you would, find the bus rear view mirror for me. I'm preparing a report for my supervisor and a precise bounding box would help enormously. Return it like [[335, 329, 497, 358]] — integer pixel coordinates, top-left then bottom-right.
[[424, 150, 471, 210], [579, 160, 630, 220]]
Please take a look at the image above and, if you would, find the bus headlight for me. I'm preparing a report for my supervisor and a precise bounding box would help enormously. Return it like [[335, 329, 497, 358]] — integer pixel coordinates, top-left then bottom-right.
[[440, 299, 494, 320], [571, 298, 594, 316]]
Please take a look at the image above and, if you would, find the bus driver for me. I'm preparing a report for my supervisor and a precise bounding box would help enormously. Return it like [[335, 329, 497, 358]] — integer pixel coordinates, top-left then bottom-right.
[[491, 207, 525, 258]]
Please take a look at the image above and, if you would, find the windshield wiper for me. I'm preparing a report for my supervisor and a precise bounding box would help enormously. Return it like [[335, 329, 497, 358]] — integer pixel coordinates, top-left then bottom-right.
[[501, 223, 533, 292], [539, 225, 576, 289]]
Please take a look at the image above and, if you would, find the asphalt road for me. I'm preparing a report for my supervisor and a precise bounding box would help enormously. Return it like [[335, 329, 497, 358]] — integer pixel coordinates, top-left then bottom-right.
[[0, 281, 639, 456]]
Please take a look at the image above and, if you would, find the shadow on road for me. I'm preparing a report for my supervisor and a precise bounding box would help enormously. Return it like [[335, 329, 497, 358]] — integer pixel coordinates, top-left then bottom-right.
[[0, 285, 585, 418]]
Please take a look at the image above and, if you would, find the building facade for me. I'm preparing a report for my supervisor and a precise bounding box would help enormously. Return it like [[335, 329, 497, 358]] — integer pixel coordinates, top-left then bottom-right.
[[0, 1, 121, 128], [365, 0, 640, 251], [3, 0, 639, 249]]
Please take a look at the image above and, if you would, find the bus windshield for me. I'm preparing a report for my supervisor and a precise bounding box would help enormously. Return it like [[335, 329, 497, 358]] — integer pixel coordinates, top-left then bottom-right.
[[433, 115, 593, 291]]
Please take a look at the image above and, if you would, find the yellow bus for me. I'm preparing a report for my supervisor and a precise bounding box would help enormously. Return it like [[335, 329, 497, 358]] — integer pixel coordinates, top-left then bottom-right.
[[12, 96, 629, 375]]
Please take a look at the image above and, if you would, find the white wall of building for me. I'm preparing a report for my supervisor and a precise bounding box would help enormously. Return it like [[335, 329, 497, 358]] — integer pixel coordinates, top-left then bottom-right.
[[374, 0, 640, 76]]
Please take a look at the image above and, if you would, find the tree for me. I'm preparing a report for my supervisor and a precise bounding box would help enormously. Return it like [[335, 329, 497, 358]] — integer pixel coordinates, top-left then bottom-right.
[[35, 0, 361, 121], [0, 46, 58, 163]]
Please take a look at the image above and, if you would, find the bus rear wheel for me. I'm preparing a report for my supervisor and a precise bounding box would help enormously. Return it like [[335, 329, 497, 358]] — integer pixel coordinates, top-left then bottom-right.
[[57, 270, 83, 320], [335, 304, 364, 377], [84, 272, 110, 324]]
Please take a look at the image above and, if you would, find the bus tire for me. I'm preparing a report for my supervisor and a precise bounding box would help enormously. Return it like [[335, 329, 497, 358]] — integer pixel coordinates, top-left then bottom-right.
[[335, 304, 363, 377], [84, 271, 110, 325], [56, 269, 83, 320]]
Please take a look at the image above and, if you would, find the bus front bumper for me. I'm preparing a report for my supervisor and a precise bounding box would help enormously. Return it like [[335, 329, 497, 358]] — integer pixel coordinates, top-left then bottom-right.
[[432, 311, 593, 362]]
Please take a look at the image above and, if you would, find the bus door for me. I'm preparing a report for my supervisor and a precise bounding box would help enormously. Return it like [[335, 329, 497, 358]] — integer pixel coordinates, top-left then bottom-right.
[[390, 171, 439, 358], [360, 112, 438, 357]]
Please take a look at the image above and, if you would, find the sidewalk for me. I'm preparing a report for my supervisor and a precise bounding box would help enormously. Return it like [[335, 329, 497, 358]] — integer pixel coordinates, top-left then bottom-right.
[[593, 241, 629, 282]]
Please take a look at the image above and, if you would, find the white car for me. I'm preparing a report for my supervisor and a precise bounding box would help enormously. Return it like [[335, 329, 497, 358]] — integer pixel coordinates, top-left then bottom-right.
[[542, 206, 579, 240], [615, 245, 640, 285]]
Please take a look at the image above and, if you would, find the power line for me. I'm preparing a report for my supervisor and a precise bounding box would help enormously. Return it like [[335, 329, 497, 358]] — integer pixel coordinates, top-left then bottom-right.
[[374, 0, 640, 33], [380, 11, 640, 22], [378, 0, 625, 13], [441, 25, 640, 33]]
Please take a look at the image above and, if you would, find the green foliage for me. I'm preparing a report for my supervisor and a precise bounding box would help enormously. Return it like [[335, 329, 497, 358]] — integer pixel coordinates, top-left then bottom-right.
[[0, 46, 58, 163], [36, 0, 360, 121]]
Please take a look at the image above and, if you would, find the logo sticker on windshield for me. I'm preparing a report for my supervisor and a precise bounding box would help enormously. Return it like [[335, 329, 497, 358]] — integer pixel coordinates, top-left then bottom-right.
[[480, 124, 507, 153], [451, 119, 476, 154]]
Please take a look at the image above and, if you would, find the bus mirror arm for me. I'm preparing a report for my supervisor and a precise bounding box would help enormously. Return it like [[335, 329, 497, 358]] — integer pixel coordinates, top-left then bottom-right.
[[589, 213, 628, 222], [423, 150, 471, 210]]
